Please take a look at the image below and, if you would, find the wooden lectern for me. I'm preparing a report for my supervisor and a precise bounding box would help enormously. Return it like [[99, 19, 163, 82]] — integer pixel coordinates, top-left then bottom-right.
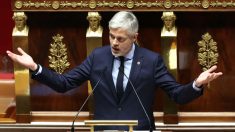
[[84, 120, 138, 132]]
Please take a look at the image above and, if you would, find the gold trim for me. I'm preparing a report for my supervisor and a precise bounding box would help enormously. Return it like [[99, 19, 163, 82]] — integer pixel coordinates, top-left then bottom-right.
[[85, 120, 138, 132], [52, 1, 60, 9], [202, 0, 210, 9], [21, 1, 51, 9], [71, 2, 77, 8], [126, 0, 134, 9], [48, 34, 70, 74], [164, 0, 172, 9], [197, 32, 219, 72], [210, 1, 233, 7], [14, 0, 235, 10], [89, 0, 97, 9], [15, 0, 23, 9], [108, 2, 114, 8], [13, 47, 31, 122]]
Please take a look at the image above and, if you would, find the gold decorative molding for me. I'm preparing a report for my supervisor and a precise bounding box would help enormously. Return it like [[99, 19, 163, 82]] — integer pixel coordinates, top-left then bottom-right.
[[48, 34, 70, 74], [197, 32, 219, 72], [202, 0, 210, 8], [13, 0, 235, 10], [211, 0, 235, 8]]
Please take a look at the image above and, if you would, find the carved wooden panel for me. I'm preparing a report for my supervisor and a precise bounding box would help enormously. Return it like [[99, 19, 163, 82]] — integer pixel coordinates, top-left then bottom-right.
[[28, 12, 88, 111], [177, 12, 235, 112], [16, 11, 235, 122], [12, 0, 235, 11]]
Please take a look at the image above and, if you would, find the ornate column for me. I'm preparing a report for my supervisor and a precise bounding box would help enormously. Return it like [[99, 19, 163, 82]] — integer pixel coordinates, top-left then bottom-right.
[[12, 12, 31, 123], [160, 11, 178, 124], [86, 12, 103, 117]]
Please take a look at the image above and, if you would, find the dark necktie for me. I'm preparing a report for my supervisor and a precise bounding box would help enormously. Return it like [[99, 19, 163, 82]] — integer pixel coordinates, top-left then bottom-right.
[[116, 56, 124, 102]]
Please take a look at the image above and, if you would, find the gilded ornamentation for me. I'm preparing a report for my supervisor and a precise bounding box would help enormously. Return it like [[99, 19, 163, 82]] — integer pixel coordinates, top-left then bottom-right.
[[86, 12, 103, 37], [12, 12, 29, 36], [126, 0, 134, 9], [211, 1, 235, 7], [222, 1, 227, 7], [184, 2, 190, 7], [109, 2, 115, 7], [89, 0, 97, 9], [14, 0, 235, 10], [22, 1, 51, 8], [164, 0, 172, 9], [15, 0, 23, 9], [172, 1, 201, 8], [202, 0, 210, 9], [48, 34, 70, 74], [35, 2, 40, 8], [161, 12, 177, 37], [146, 2, 152, 8], [197, 33, 219, 72], [52, 1, 60, 9], [71, 2, 77, 8]]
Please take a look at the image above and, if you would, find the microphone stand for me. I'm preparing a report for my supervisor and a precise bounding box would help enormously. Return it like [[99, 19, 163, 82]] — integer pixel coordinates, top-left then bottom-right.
[[120, 68, 153, 132], [71, 68, 106, 132]]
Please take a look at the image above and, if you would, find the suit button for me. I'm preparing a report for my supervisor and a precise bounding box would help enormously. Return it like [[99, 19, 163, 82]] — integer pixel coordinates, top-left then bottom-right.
[[118, 107, 122, 111]]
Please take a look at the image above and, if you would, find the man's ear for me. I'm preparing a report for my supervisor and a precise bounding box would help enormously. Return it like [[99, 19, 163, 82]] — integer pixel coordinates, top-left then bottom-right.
[[134, 33, 138, 42], [133, 33, 139, 45]]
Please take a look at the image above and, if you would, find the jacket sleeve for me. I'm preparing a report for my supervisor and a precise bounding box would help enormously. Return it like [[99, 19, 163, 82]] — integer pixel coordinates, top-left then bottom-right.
[[31, 51, 94, 93], [154, 54, 203, 104]]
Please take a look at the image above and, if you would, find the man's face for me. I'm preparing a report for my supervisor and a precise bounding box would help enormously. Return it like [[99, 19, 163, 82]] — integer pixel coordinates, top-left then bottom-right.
[[109, 28, 137, 57]]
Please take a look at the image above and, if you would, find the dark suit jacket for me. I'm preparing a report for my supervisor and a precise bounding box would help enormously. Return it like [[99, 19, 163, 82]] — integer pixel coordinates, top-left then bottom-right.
[[32, 45, 202, 130]]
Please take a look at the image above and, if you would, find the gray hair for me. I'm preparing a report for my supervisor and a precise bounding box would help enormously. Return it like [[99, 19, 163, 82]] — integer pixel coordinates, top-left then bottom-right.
[[109, 11, 139, 35]]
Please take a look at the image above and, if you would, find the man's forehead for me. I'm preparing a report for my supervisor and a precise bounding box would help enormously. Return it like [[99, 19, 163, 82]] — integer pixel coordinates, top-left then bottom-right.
[[109, 28, 128, 34]]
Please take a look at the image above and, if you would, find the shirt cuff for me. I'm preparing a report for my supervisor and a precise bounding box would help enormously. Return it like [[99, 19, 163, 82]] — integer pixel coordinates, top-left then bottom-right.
[[193, 81, 202, 91], [30, 64, 42, 76]]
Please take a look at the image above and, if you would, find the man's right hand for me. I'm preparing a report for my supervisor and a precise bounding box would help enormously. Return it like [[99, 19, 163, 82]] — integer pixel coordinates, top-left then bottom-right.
[[6, 47, 38, 71]]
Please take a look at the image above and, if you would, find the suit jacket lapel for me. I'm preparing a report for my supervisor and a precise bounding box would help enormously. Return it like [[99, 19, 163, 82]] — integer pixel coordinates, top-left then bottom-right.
[[120, 46, 143, 104]]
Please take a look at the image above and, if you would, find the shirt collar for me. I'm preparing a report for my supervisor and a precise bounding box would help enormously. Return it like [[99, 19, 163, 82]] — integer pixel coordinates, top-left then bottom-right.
[[124, 44, 135, 60]]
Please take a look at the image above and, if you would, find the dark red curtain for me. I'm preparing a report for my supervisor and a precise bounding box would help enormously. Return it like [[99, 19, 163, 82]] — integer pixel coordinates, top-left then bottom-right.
[[0, 1, 13, 54], [0, 1, 13, 78]]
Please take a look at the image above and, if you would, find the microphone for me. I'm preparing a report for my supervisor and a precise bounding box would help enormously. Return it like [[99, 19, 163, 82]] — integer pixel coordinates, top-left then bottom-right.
[[119, 67, 153, 132], [71, 67, 107, 132]]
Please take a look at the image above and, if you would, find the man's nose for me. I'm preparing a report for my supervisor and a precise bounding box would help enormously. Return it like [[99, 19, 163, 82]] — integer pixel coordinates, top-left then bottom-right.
[[112, 38, 119, 46]]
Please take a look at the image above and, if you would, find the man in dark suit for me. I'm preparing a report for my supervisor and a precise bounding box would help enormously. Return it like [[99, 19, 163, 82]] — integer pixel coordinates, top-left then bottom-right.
[[7, 11, 222, 130]]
